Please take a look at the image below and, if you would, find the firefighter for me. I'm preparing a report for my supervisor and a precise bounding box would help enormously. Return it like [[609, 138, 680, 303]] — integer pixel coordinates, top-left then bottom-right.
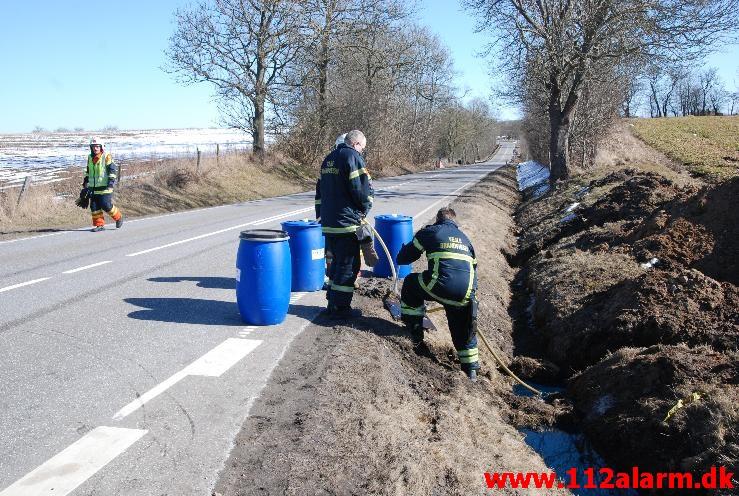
[[82, 138, 123, 232], [396, 207, 480, 381], [315, 130, 373, 319]]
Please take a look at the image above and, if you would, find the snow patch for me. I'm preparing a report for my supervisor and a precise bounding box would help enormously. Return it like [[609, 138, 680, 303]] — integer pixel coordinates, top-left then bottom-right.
[[516, 161, 550, 200], [641, 257, 660, 269]]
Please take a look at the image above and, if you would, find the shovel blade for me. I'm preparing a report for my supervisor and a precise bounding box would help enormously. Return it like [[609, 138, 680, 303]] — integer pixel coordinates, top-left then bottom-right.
[[383, 295, 402, 320], [422, 316, 437, 331]]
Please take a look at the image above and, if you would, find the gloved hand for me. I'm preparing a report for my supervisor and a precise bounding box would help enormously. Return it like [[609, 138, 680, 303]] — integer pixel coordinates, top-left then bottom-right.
[[355, 222, 372, 243], [360, 238, 379, 267], [75, 189, 90, 209]]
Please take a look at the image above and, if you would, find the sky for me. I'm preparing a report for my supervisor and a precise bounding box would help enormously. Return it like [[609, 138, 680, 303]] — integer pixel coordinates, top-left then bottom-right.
[[0, 1, 736, 134]]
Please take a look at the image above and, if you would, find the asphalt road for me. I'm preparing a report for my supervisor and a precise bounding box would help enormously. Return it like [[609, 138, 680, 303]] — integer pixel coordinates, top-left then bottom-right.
[[0, 141, 516, 495]]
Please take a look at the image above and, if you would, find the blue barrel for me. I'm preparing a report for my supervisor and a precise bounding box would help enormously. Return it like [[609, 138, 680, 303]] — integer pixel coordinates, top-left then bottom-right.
[[236, 229, 291, 325], [281, 219, 325, 291], [373, 214, 414, 278]]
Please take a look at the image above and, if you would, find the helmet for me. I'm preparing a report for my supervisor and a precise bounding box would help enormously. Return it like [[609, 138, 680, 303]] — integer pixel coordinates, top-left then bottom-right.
[[335, 133, 347, 149], [89, 137, 104, 152]]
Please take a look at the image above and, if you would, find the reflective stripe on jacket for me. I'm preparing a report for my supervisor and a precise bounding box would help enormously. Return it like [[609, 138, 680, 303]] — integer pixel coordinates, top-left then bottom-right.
[[397, 219, 477, 306]]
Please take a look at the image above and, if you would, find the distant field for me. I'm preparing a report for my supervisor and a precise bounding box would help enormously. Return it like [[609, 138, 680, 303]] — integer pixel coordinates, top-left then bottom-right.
[[630, 116, 739, 179]]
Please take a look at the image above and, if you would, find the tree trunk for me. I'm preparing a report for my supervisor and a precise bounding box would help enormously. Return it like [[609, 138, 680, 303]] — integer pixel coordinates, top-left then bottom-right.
[[548, 108, 571, 181], [253, 95, 265, 157]]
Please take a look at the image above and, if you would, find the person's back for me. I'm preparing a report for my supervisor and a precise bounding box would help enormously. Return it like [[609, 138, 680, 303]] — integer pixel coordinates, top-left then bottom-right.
[[397, 217, 476, 306], [317, 144, 372, 235]]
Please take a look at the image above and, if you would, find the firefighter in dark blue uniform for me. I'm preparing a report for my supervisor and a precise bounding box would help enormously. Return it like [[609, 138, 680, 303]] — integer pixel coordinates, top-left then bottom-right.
[[397, 207, 480, 380], [315, 130, 373, 318]]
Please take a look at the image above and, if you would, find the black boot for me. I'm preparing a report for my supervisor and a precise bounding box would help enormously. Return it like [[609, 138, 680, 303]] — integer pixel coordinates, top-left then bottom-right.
[[408, 323, 424, 345]]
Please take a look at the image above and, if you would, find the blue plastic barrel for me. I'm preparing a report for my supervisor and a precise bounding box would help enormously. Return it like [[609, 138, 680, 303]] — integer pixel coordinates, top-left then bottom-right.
[[281, 219, 325, 291], [373, 214, 413, 278], [236, 229, 291, 325]]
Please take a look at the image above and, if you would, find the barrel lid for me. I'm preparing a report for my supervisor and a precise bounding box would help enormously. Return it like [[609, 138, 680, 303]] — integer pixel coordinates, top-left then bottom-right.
[[281, 219, 321, 229], [240, 229, 289, 241], [375, 214, 413, 222]]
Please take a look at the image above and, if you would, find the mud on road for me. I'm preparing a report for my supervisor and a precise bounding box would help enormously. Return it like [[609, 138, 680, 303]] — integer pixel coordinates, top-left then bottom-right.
[[214, 166, 571, 495]]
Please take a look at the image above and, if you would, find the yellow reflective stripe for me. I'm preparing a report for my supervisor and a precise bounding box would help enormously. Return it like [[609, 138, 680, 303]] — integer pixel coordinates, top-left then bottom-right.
[[458, 348, 479, 363], [427, 258, 440, 291], [368, 196, 373, 203], [330, 283, 354, 293], [412, 237, 424, 251], [314, 199, 321, 205], [464, 265, 475, 302], [348, 167, 367, 180], [322, 225, 359, 234], [426, 252, 475, 263], [418, 273, 468, 307]]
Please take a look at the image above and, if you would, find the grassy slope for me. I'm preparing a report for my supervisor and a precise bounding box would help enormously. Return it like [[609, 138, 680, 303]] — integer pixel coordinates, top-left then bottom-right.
[[630, 115, 739, 180]]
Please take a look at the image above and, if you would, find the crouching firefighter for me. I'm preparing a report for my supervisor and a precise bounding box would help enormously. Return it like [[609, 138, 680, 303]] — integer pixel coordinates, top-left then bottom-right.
[[77, 138, 123, 232], [396, 207, 480, 381]]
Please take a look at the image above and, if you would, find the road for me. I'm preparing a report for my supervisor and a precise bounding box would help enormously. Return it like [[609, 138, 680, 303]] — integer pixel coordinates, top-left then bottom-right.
[[0, 141, 516, 495]]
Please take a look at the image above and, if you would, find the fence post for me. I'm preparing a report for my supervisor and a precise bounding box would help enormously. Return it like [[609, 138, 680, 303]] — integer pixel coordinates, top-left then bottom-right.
[[16, 176, 32, 207], [216, 143, 220, 164], [196, 148, 201, 173]]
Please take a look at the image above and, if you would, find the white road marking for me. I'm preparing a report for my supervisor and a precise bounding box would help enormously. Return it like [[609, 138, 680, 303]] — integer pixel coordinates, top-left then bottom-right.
[[62, 260, 113, 274], [413, 167, 502, 222], [0, 277, 51, 294], [125, 207, 312, 257], [0, 426, 147, 496], [113, 338, 262, 420]]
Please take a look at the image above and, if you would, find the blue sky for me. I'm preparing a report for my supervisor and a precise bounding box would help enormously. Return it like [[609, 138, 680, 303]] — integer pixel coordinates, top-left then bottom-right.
[[0, 1, 736, 133]]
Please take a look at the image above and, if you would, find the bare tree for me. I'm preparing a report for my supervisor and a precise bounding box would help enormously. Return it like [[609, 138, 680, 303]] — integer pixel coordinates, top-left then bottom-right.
[[166, 0, 301, 156], [465, 0, 739, 181]]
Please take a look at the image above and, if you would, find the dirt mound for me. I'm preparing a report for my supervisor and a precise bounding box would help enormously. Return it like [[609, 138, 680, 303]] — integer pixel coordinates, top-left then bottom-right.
[[632, 177, 739, 284], [516, 169, 691, 263], [535, 266, 738, 371], [568, 345, 738, 485], [581, 171, 689, 228], [523, 171, 738, 372], [517, 160, 738, 489]]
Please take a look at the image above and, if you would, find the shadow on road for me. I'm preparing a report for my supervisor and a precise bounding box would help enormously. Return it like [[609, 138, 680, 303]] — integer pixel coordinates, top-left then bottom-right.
[[148, 276, 236, 290], [125, 297, 243, 326]]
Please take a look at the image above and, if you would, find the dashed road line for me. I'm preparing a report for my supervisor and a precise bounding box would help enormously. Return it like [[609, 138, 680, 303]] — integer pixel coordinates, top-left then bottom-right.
[[413, 166, 503, 221], [113, 338, 262, 420], [62, 260, 113, 274], [0, 426, 147, 496], [0, 277, 51, 294]]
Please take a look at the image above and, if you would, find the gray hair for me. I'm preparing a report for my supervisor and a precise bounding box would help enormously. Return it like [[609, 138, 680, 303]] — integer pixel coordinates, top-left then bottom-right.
[[344, 130, 366, 146]]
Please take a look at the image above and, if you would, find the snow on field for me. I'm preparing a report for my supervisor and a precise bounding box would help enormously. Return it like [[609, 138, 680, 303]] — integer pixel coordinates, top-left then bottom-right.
[[0, 128, 252, 187]]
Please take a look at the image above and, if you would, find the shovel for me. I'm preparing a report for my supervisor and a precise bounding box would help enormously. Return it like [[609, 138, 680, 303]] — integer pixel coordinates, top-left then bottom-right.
[[364, 220, 404, 320], [367, 220, 438, 331]]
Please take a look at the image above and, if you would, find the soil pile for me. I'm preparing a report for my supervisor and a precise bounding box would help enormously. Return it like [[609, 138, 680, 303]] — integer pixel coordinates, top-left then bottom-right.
[[215, 167, 571, 495], [516, 161, 739, 490], [569, 345, 738, 480]]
